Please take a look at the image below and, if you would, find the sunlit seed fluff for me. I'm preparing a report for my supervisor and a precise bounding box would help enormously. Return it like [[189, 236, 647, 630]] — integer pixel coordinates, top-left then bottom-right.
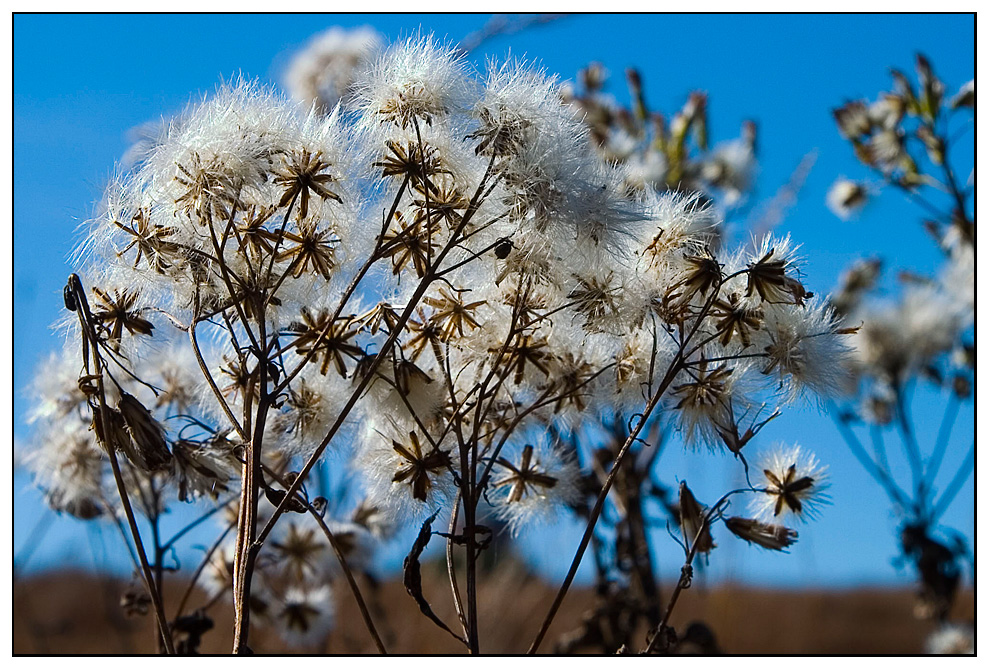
[[354, 34, 473, 135], [171, 436, 239, 502], [268, 517, 333, 583], [701, 134, 757, 208], [354, 420, 456, 522], [867, 128, 907, 170], [323, 520, 375, 577], [475, 58, 567, 157], [750, 443, 829, 523], [26, 420, 106, 520], [201, 543, 236, 598], [939, 245, 974, 326], [621, 150, 667, 194], [144, 80, 302, 216], [267, 374, 351, 457], [490, 441, 580, 535], [133, 343, 203, 416], [635, 190, 718, 271], [925, 622, 974, 654], [849, 285, 963, 383], [756, 299, 852, 402], [27, 347, 90, 424], [84, 80, 363, 326], [668, 361, 752, 448]]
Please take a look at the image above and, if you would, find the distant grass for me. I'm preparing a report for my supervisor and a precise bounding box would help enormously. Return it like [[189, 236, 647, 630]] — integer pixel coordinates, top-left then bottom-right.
[[13, 560, 974, 654]]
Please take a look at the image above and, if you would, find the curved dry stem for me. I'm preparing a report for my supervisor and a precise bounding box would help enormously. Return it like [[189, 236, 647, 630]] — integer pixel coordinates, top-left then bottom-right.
[[68, 274, 176, 654], [173, 517, 236, 622], [527, 276, 727, 654]]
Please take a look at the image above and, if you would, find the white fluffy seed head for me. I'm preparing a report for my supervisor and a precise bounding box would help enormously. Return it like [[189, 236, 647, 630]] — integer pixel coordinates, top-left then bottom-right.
[[490, 440, 581, 535], [353, 34, 474, 138], [750, 443, 830, 523]]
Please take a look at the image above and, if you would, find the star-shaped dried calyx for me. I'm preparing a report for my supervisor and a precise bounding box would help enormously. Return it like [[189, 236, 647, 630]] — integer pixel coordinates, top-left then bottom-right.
[[422, 287, 484, 341], [287, 307, 364, 377], [113, 209, 179, 273], [493, 445, 558, 503], [272, 148, 342, 221], [381, 211, 440, 278], [763, 463, 816, 517], [712, 293, 764, 348], [391, 431, 451, 501], [276, 222, 340, 280], [90, 287, 155, 351]]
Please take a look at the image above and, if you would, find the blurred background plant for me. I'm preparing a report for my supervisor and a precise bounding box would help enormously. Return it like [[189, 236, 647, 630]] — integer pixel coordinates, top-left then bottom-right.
[[826, 55, 974, 635]]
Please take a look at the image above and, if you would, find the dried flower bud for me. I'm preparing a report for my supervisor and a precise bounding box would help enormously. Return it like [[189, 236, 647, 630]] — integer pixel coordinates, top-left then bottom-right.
[[117, 392, 172, 471], [724, 516, 798, 551], [678, 482, 715, 555], [949, 80, 974, 109], [91, 405, 132, 458], [915, 53, 944, 121], [917, 125, 945, 166], [581, 62, 607, 92], [951, 374, 972, 399]]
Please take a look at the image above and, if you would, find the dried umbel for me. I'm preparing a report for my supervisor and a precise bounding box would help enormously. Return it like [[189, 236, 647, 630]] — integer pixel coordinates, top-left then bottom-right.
[[23, 32, 855, 654], [565, 65, 757, 213]]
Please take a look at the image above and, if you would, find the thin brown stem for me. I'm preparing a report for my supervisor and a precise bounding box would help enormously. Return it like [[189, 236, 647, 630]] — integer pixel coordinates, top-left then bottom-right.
[[527, 275, 727, 654], [173, 518, 236, 621], [642, 488, 749, 654], [446, 491, 469, 639], [68, 275, 175, 654], [188, 298, 248, 442], [231, 301, 270, 653]]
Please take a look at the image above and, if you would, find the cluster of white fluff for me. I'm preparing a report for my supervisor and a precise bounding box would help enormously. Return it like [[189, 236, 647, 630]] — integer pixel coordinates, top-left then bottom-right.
[[24, 33, 854, 649], [749, 443, 830, 523], [843, 236, 972, 408]]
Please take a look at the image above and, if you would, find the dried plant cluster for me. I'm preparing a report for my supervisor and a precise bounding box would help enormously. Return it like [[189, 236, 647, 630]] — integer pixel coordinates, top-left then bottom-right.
[[25, 31, 853, 654], [565, 63, 757, 214], [827, 56, 973, 640]]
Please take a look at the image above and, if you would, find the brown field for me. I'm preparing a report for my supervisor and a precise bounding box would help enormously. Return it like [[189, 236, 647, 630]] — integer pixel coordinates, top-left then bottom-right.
[[12, 560, 974, 655]]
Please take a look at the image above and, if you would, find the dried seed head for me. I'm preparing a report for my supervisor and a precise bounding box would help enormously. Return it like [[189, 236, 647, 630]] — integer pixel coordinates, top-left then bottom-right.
[[117, 392, 172, 472], [678, 481, 715, 555], [724, 516, 798, 551], [751, 444, 829, 523]]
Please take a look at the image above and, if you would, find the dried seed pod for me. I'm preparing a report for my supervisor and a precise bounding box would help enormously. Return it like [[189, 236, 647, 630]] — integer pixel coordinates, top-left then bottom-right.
[[92, 404, 135, 461], [63, 283, 77, 312], [724, 516, 798, 551], [117, 392, 172, 471], [678, 482, 715, 555]]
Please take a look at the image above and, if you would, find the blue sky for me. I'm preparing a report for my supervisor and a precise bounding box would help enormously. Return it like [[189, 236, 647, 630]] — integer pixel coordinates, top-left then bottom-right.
[[13, 13, 974, 587]]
